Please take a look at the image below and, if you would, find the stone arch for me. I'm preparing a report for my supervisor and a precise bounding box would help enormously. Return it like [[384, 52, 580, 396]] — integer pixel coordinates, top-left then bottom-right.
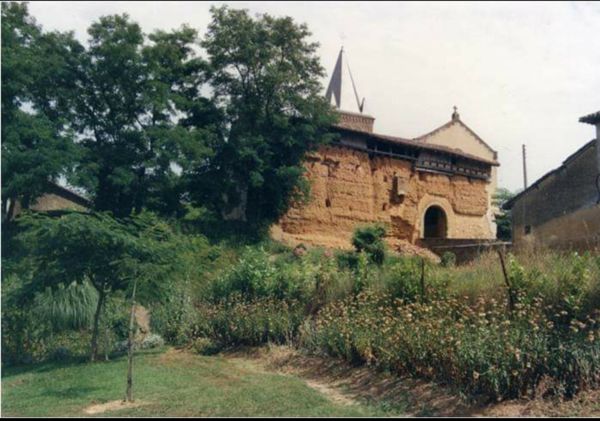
[[416, 195, 455, 240], [423, 205, 447, 238]]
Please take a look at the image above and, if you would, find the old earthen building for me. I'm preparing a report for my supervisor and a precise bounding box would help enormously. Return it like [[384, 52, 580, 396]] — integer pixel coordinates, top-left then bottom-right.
[[272, 49, 500, 253]]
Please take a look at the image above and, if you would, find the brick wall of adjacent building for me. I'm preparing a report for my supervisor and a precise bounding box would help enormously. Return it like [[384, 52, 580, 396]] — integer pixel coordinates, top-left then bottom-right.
[[511, 141, 600, 251]]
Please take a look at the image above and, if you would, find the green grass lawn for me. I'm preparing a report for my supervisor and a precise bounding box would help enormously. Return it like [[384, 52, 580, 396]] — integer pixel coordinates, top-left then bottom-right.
[[1, 347, 408, 417]]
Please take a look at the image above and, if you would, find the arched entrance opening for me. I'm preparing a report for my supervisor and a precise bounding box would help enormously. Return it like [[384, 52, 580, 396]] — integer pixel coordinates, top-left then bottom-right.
[[423, 205, 447, 239]]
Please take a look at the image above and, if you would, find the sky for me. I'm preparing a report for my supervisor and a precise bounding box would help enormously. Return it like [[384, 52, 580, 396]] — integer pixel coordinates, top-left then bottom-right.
[[27, 1, 600, 192]]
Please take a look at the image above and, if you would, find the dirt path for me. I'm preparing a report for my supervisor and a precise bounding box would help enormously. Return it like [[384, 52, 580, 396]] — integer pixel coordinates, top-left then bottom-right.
[[220, 346, 467, 416], [219, 345, 600, 417], [83, 400, 148, 415]]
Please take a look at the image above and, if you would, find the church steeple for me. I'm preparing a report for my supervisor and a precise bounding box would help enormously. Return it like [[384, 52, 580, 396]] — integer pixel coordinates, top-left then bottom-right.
[[325, 47, 365, 113], [325, 47, 343, 109]]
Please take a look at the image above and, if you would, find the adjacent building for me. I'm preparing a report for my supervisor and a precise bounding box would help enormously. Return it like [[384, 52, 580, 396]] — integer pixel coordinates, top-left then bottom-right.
[[7, 182, 90, 219], [503, 111, 600, 251]]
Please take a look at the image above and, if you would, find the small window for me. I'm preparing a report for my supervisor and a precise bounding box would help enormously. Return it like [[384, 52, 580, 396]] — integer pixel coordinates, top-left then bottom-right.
[[393, 176, 406, 196], [325, 198, 331, 208], [524, 225, 531, 235]]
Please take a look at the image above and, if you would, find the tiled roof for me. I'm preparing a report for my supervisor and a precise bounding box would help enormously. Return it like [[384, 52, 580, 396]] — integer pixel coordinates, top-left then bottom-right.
[[413, 118, 498, 157], [503, 139, 596, 209], [335, 126, 500, 166], [47, 182, 91, 207]]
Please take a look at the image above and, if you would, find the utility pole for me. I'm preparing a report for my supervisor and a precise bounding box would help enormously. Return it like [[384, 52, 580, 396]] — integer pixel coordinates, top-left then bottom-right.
[[522, 144, 528, 189]]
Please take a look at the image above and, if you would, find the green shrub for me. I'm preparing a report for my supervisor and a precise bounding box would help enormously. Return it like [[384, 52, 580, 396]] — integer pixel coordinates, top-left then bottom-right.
[[198, 296, 305, 347], [351, 224, 387, 265], [209, 246, 321, 304], [440, 251, 456, 267], [113, 333, 165, 352], [380, 258, 422, 302], [336, 250, 359, 270], [191, 337, 222, 355], [49, 346, 72, 362], [209, 247, 278, 301], [151, 293, 203, 346]]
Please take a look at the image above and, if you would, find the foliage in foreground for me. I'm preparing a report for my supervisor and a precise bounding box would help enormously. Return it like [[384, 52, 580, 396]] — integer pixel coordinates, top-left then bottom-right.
[[302, 291, 599, 401], [4, 211, 600, 403], [180, 247, 600, 402], [3, 211, 178, 362]]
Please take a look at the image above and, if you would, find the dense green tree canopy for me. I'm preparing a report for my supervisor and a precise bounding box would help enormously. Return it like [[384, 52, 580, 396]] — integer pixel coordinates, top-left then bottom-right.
[[493, 187, 516, 241], [3, 2, 337, 233], [1, 2, 80, 219], [71, 15, 214, 217], [188, 6, 337, 231]]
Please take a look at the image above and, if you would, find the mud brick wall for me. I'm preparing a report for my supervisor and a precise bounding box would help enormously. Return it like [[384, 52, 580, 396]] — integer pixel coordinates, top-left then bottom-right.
[[273, 145, 494, 249]]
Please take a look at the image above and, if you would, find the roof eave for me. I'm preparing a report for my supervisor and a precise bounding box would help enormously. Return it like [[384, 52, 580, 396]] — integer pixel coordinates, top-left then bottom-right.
[[414, 118, 498, 156], [502, 139, 596, 210], [333, 126, 499, 166]]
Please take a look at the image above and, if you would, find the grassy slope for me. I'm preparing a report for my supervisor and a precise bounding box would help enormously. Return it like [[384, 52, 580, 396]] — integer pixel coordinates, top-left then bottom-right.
[[1, 347, 406, 417]]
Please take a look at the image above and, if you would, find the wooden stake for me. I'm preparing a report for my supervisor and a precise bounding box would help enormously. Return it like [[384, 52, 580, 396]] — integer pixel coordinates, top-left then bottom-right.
[[497, 249, 515, 313], [420, 257, 426, 302], [125, 278, 137, 403]]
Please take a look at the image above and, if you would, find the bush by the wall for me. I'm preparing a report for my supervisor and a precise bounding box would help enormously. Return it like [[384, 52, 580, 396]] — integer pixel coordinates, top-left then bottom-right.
[[351, 224, 387, 265], [441, 251, 456, 267]]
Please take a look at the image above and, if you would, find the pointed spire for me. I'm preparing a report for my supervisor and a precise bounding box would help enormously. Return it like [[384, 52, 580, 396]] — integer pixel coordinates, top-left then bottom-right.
[[325, 47, 366, 114], [325, 47, 343, 109]]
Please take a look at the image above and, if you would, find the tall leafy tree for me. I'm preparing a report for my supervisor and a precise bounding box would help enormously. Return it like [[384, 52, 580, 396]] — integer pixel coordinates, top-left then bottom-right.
[[189, 6, 337, 232], [72, 15, 213, 217], [493, 187, 516, 241], [1, 2, 81, 221], [13, 211, 177, 361]]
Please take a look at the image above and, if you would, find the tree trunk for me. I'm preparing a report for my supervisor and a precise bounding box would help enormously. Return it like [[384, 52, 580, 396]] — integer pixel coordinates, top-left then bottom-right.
[[125, 278, 138, 402], [104, 327, 110, 361], [90, 288, 106, 362], [4, 196, 17, 223], [6, 197, 13, 221]]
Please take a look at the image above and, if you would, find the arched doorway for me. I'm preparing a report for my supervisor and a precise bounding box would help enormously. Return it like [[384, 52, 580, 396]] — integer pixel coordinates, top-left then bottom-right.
[[423, 205, 447, 238]]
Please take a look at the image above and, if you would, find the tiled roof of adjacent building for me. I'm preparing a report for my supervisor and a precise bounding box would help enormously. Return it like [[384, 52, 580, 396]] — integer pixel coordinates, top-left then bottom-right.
[[47, 182, 91, 208], [503, 139, 597, 210]]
